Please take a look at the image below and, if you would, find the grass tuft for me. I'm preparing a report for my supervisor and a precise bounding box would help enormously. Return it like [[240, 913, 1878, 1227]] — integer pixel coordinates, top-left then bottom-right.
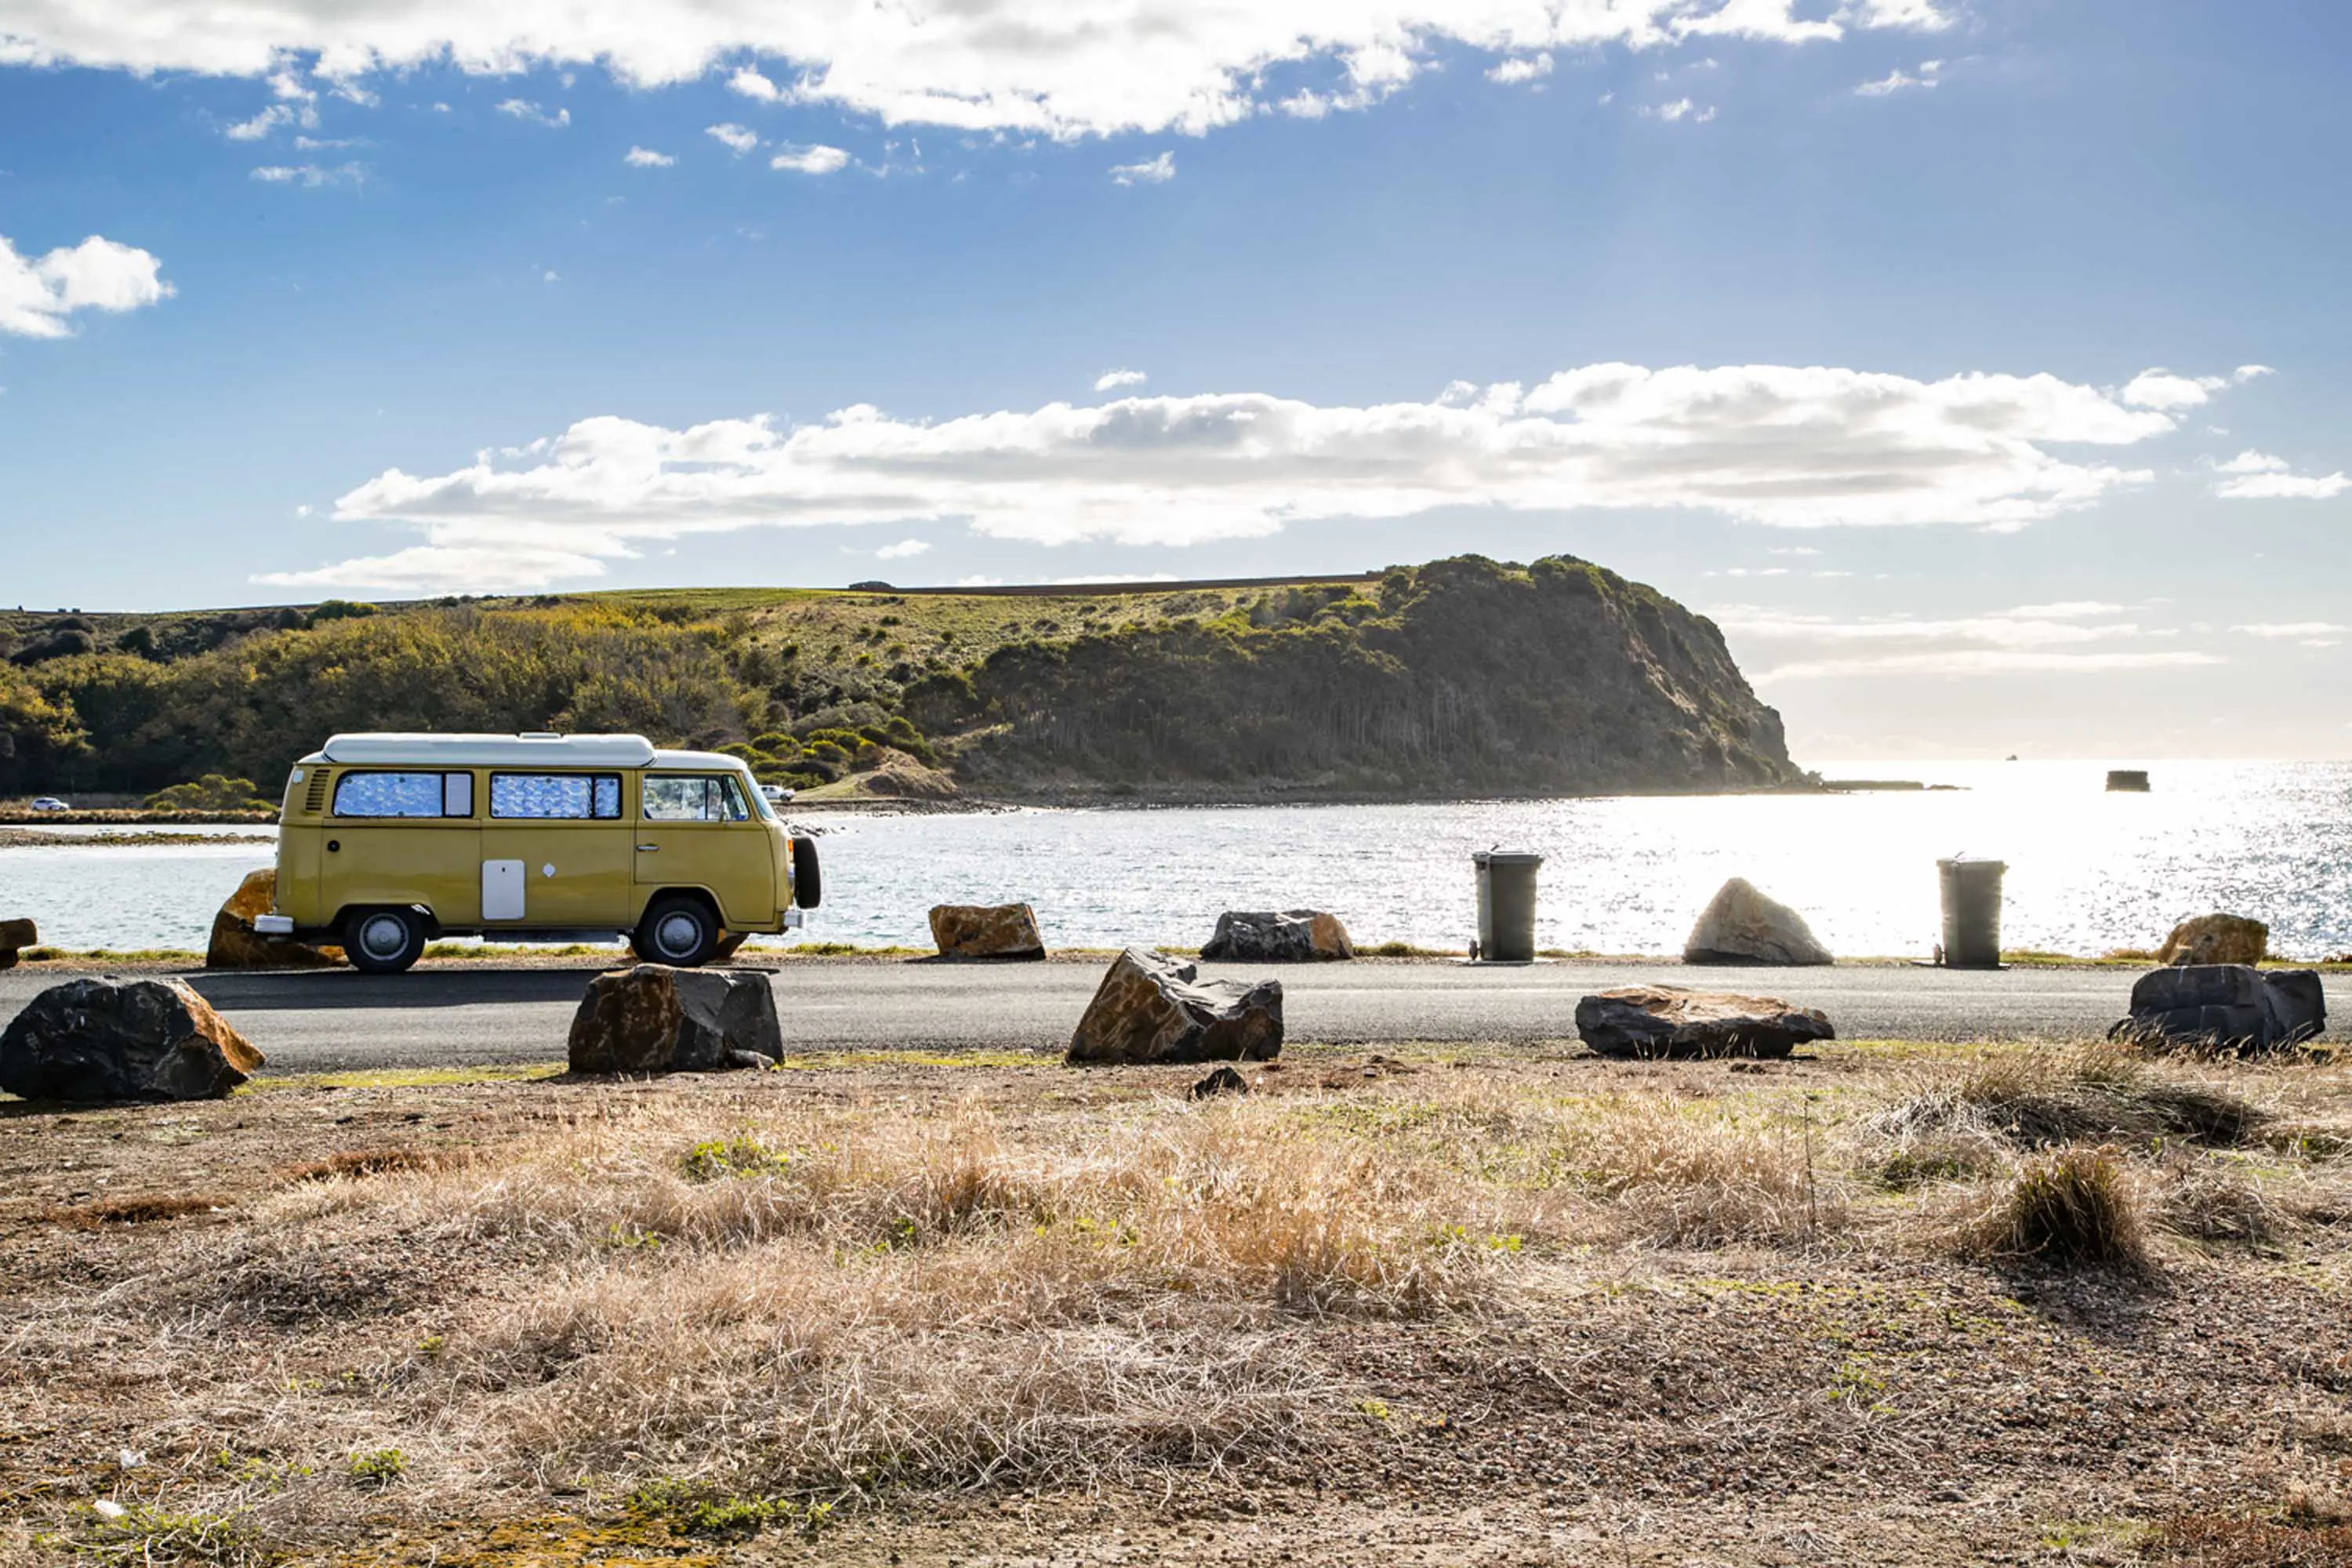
[[1969, 1146, 2149, 1269]]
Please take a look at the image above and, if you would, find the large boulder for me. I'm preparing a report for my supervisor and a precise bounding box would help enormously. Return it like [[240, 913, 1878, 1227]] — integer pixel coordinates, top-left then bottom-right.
[[928, 903, 1046, 960], [1574, 984, 1835, 1060], [1200, 909, 1355, 963], [0, 917, 34, 972], [206, 869, 343, 969], [0, 977, 263, 1102], [2119, 964, 2324, 1051], [1068, 948, 1283, 1065], [2157, 914, 2268, 967], [568, 964, 782, 1074], [1682, 878, 1832, 967]]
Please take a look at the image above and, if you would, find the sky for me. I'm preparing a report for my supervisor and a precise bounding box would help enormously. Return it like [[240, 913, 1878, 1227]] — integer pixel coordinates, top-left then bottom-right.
[[2, 0, 2347, 762]]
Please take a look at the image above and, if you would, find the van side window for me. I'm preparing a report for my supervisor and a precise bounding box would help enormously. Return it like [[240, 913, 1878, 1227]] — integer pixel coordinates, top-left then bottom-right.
[[642, 775, 750, 822], [335, 771, 462, 818], [490, 773, 622, 819]]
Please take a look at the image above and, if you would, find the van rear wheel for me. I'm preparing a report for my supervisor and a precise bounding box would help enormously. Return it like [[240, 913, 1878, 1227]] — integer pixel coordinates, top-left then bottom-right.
[[634, 895, 719, 967], [345, 907, 426, 974]]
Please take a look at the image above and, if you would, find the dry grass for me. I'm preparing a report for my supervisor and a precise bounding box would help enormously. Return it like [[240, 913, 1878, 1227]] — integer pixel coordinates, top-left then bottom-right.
[[1965, 1145, 2151, 1269], [5, 1035, 2350, 1563]]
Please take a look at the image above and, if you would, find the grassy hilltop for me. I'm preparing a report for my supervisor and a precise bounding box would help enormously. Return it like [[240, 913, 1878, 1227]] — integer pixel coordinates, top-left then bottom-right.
[[0, 554, 1801, 804]]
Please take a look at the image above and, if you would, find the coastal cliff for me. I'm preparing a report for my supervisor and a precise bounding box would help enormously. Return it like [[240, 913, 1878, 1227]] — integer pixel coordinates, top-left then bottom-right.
[[920, 555, 1797, 800], [0, 554, 1798, 803]]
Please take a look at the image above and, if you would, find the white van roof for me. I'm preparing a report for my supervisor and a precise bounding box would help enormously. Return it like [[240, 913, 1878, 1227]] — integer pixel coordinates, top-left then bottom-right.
[[314, 732, 659, 768]]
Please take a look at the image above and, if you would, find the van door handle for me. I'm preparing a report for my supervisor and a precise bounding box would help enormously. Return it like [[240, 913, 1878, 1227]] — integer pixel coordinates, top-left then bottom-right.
[[636, 844, 659, 851]]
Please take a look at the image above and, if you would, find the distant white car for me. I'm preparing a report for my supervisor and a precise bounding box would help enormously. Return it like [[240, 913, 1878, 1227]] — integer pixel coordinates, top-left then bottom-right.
[[28, 797, 69, 812], [759, 783, 795, 804]]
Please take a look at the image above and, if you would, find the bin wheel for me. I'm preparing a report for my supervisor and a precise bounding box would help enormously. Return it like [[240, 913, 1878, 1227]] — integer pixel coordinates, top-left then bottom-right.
[[345, 907, 426, 974], [635, 895, 719, 967]]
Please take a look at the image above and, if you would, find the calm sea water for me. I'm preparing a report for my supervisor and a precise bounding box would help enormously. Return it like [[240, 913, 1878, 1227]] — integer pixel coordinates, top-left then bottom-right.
[[2, 760, 2345, 959]]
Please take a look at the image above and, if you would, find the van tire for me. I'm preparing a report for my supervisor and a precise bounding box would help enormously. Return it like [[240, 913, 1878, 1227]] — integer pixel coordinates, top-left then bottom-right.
[[345, 907, 426, 975], [634, 895, 719, 967]]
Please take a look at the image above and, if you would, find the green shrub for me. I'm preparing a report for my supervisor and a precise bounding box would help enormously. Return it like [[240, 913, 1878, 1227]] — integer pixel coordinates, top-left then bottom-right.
[[146, 774, 274, 811]]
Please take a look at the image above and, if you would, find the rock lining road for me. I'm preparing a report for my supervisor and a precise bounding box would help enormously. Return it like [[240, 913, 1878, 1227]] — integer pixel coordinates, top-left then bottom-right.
[[3, 960, 2344, 1074]]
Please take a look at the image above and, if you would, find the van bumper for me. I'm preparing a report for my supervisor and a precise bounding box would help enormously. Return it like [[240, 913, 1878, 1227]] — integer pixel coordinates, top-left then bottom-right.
[[253, 914, 296, 937]]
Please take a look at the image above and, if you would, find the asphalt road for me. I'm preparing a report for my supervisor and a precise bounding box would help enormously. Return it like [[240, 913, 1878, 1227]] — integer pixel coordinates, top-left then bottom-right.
[[3, 960, 2343, 1074]]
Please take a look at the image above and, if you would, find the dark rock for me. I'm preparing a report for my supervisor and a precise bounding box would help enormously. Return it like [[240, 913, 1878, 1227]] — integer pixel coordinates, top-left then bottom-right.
[[1200, 909, 1354, 963], [2121, 964, 2325, 1051], [0, 977, 264, 1102], [1189, 1065, 1250, 1099], [1682, 878, 1832, 966], [929, 903, 1046, 960], [0, 917, 36, 951], [1574, 984, 1835, 1060], [1068, 948, 1283, 1065], [568, 964, 782, 1074]]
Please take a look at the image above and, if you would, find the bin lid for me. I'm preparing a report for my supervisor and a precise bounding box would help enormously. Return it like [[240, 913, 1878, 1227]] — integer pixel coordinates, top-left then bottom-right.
[[1936, 854, 2007, 873], [1474, 849, 1545, 867]]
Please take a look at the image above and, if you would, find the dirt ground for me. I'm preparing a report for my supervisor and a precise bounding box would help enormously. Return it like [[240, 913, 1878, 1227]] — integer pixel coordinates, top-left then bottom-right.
[[2, 1038, 2348, 1567]]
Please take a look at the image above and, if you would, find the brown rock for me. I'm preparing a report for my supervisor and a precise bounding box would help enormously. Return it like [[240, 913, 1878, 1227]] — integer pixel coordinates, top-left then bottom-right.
[[0, 976, 263, 1102], [205, 869, 343, 969], [1574, 984, 1834, 1060], [2156, 913, 2267, 967], [0, 917, 36, 950], [568, 964, 782, 1074], [1682, 878, 1832, 966], [929, 902, 1046, 960], [1200, 909, 1356, 962], [1068, 947, 1283, 1065]]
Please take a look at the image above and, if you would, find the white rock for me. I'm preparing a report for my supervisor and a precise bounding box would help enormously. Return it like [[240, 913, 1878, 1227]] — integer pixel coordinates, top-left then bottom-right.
[[1682, 877, 1833, 967]]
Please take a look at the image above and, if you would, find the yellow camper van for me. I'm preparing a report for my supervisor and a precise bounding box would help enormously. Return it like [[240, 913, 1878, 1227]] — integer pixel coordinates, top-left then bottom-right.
[[254, 732, 820, 974]]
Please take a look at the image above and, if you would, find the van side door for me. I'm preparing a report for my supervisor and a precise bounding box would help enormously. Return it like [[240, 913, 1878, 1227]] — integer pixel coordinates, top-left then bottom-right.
[[479, 771, 633, 931]]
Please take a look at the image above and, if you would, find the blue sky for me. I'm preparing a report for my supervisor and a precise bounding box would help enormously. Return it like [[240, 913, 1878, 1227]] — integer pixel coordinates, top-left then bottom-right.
[[2, 1, 2347, 759]]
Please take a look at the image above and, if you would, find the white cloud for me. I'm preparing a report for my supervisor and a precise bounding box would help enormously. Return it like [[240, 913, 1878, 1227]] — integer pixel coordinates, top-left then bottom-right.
[[2212, 464, 2351, 500], [2208, 448, 2349, 499], [279, 361, 2205, 590], [251, 162, 365, 187], [495, 98, 569, 128], [1094, 368, 1149, 392], [0, 233, 175, 338], [2123, 363, 2270, 410], [875, 538, 931, 560], [0, 3, 1951, 140], [1487, 52, 1552, 84], [623, 145, 676, 167], [254, 543, 617, 592], [1650, 97, 1696, 121], [1111, 151, 1175, 184], [706, 122, 760, 154], [1713, 602, 2220, 682], [770, 142, 850, 174], [728, 65, 782, 101], [1757, 649, 2221, 681], [1855, 59, 1939, 95], [2234, 622, 2347, 648]]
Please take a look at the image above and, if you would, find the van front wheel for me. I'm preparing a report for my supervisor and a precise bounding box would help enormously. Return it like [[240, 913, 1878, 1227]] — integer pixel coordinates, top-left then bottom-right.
[[634, 895, 719, 967], [345, 907, 426, 975]]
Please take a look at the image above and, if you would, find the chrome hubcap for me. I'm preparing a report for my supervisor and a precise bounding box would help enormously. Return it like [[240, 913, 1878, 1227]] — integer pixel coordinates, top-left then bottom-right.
[[655, 912, 702, 956], [360, 914, 408, 959]]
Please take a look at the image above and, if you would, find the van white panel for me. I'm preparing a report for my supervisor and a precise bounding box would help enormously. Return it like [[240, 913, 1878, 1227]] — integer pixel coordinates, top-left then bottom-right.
[[481, 858, 526, 921]]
